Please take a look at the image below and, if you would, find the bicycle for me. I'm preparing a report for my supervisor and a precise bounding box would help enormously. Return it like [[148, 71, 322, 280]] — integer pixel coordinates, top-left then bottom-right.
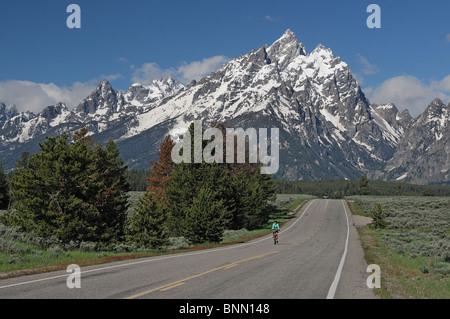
[[272, 230, 279, 245]]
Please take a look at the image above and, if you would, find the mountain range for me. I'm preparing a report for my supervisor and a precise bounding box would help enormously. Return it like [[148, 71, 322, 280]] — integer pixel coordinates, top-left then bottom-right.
[[1, 30, 448, 185]]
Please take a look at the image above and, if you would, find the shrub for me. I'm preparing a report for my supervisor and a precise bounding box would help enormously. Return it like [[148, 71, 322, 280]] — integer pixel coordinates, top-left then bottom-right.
[[45, 236, 62, 249], [433, 262, 450, 276], [79, 241, 96, 252], [47, 246, 64, 258], [419, 265, 429, 274], [168, 237, 190, 250], [370, 203, 387, 229], [65, 240, 79, 251], [114, 244, 135, 252], [442, 251, 450, 263], [7, 254, 21, 264], [223, 229, 251, 240]]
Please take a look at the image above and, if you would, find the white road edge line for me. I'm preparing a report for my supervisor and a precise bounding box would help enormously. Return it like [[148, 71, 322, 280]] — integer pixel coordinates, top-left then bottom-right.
[[0, 200, 317, 291], [326, 200, 350, 299]]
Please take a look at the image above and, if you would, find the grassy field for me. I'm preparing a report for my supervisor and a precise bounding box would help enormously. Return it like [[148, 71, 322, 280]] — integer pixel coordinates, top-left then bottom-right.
[[348, 196, 450, 299], [0, 194, 314, 278]]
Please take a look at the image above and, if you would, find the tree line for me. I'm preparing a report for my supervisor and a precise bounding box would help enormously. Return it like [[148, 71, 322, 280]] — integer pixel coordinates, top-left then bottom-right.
[[0, 123, 277, 250], [275, 177, 450, 198]]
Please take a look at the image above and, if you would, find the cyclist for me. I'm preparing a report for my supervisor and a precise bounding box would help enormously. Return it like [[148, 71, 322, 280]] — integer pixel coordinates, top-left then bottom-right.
[[272, 221, 280, 244]]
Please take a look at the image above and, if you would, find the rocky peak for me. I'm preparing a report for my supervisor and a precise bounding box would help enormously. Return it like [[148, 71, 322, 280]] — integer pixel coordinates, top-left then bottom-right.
[[397, 109, 413, 128], [0, 103, 18, 124], [267, 29, 307, 69], [374, 103, 399, 120], [39, 102, 69, 120], [125, 77, 185, 105], [415, 98, 448, 127], [74, 80, 126, 116]]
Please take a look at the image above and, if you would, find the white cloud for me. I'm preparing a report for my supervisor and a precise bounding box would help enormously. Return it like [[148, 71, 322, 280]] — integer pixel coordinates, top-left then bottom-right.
[[100, 73, 123, 81], [357, 54, 379, 75], [0, 81, 94, 113], [178, 56, 229, 82], [132, 55, 229, 85], [264, 15, 276, 22], [0, 74, 122, 114], [132, 63, 176, 85], [446, 33, 450, 42], [431, 75, 450, 92], [366, 75, 450, 117], [352, 72, 365, 85], [119, 57, 135, 70]]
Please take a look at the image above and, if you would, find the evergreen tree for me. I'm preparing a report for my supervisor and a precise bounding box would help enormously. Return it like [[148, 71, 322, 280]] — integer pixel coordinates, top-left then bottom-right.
[[126, 136, 175, 248], [184, 186, 228, 244], [358, 175, 370, 195], [90, 139, 131, 246], [127, 191, 168, 249], [15, 152, 30, 171], [3, 130, 130, 244], [166, 160, 234, 237], [229, 167, 276, 230], [370, 203, 387, 229], [0, 162, 9, 210], [228, 170, 248, 229], [165, 162, 197, 236], [147, 136, 175, 197]]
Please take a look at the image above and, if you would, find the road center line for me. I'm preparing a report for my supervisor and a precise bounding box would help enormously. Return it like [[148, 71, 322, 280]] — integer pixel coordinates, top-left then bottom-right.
[[124, 251, 280, 299]]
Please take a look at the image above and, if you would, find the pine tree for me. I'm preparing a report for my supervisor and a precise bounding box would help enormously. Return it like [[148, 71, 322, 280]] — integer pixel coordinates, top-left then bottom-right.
[[358, 175, 370, 195], [229, 167, 276, 230], [127, 191, 168, 249], [15, 152, 30, 171], [228, 170, 248, 229], [370, 203, 387, 229], [165, 161, 199, 236], [147, 136, 175, 197], [0, 162, 9, 210], [4, 130, 130, 244], [184, 186, 228, 244], [90, 139, 131, 246]]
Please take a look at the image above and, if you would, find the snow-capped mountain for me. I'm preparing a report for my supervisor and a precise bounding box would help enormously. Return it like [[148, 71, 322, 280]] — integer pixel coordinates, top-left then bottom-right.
[[0, 30, 447, 184], [120, 29, 410, 179], [373, 98, 449, 184], [125, 78, 185, 107], [0, 103, 18, 124]]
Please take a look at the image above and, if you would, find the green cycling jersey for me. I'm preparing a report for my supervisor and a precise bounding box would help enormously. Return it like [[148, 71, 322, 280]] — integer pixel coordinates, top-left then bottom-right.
[[271, 222, 280, 231]]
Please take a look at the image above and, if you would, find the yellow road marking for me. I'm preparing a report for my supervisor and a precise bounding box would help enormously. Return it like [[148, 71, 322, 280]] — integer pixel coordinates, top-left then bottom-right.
[[291, 202, 328, 247], [324, 199, 330, 212], [159, 283, 185, 292], [223, 263, 238, 270], [125, 250, 279, 299]]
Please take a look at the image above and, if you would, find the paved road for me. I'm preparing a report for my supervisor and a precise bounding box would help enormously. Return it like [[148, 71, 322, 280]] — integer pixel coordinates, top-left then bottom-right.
[[0, 199, 377, 299]]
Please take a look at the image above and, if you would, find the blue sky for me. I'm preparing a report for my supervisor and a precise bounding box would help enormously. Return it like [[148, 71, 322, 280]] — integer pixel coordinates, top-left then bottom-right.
[[0, 0, 449, 116]]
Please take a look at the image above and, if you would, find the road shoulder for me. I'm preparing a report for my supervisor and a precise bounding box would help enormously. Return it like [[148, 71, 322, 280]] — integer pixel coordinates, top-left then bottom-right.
[[334, 201, 379, 299]]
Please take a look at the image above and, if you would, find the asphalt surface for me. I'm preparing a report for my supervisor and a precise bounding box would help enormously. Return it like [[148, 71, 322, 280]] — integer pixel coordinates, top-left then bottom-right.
[[0, 199, 377, 299]]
